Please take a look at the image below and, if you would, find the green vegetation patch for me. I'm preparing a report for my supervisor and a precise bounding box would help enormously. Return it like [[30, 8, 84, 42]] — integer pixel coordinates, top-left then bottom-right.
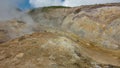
[[41, 6, 70, 12]]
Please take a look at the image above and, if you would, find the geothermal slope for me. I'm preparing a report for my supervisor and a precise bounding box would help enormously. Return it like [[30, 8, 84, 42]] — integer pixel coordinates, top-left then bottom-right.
[[0, 3, 120, 68]]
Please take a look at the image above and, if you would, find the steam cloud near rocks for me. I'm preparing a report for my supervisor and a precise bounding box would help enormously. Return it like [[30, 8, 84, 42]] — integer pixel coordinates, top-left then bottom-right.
[[0, 0, 22, 21], [0, 0, 34, 24], [0, 0, 35, 40]]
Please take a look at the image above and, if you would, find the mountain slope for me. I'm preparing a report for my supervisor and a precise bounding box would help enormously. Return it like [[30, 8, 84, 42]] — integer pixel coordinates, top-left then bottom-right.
[[0, 3, 120, 68]]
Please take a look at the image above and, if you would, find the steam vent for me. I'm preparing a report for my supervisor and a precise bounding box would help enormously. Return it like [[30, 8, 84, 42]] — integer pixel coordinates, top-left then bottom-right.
[[0, 3, 120, 68]]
